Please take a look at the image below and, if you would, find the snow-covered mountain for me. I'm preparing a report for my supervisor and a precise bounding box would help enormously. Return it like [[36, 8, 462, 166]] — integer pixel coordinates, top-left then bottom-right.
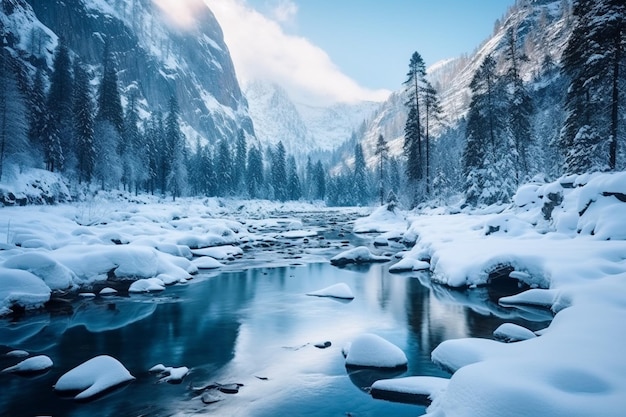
[[356, 0, 571, 165], [244, 80, 380, 156], [1, 0, 254, 146]]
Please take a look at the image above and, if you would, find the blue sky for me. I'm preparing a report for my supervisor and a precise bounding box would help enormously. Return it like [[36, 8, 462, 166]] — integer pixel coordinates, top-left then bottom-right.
[[247, 0, 514, 91], [203, 0, 515, 104]]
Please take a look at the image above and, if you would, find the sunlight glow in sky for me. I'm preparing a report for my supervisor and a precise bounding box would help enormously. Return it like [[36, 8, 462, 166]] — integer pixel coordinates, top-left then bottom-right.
[[166, 0, 514, 105]]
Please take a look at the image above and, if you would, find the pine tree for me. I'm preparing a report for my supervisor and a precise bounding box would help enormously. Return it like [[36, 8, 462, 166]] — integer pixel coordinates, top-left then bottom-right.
[[304, 156, 314, 200], [28, 67, 47, 157], [233, 129, 247, 194], [216, 138, 233, 196], [46, 37, 73, 172], [123, 89, 146, 194], [463, 55, 509, 205], [403, 52, 426, 196], [353, 143, 368, 205], [96, 40, 124, 133], [313, 160, 326, 200], [145, 111, 163, 195], [560, 0, 626, 173], [73, 61, 95, 184], [0, 41, 29, 180], [422, 80, 444, 196], [271, 141, 287, 201], [286, 156, 302, 201], [246, 146, 264, 198], [504, 26, 534, 183], [374, 134, 388, 205], [165, 95, 187, 200]]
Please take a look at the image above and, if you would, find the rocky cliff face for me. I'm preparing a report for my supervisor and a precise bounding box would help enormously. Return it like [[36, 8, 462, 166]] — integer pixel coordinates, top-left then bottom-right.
[[3, 0, 254, 145]]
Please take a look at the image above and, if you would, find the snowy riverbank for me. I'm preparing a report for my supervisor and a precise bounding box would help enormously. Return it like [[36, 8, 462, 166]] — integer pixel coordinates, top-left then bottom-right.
[[365, 171, 626, 417]]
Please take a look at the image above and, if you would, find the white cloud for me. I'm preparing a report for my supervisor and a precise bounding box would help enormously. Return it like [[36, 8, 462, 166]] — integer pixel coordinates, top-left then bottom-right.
[[152, 0, 206, 28], [270, 0, 298, 24], [204, 0, 390, 106]]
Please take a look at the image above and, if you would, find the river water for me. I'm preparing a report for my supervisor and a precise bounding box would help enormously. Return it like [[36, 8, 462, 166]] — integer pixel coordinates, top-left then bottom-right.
[[0, 212, 552, 417]]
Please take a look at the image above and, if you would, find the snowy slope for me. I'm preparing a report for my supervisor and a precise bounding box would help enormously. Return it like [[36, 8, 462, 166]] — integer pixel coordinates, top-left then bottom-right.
[[2, 0, 255, 146], [245, 80, 380, 155]]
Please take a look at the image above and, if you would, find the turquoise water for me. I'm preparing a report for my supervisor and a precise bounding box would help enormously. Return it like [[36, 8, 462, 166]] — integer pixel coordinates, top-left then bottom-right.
[[0, 261, 550, 416]]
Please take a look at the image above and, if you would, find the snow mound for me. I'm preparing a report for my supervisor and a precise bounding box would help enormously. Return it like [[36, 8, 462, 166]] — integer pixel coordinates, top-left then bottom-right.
[[191, 256, 224, 269], [330, 246, 390, 266], [344, 333, 407, 368], [353, 205, 407, 233], [493, 323, 537, 342], [3, 252, 76, 290], [278, 230, 318, 239], [389, 258, 430, 273], [0, 268, 51, 315], [371, 376, 448, 404], [128, 278, 165, 293], [191, 245, 243, 260], [54, 355, 135, 401], [306, 283, 354, 300], [1, 355, 53, 374]]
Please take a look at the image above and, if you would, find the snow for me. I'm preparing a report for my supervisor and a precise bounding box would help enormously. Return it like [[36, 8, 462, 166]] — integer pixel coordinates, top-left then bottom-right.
[[0, 268, 51, 314], [99, 287, 118, 296], [149, 364, 189, 383], [5, 350, 29, 358], [371, 376, 449, 402], [191, 256, 224, 269], [128, 278, 166, 293], [493, 323, 537, 342], [1, 355, 53, 374], [330, 246, 390, 266], [353, 205, 407, 233], [54, 355, 135, 401], [306, 283, 354, 300], [191, 245, 243, 260], [344, 333, 408, 368], [389, 258, 430, 273], [348, 172, 626, 417], [3, 252, 76, 290]]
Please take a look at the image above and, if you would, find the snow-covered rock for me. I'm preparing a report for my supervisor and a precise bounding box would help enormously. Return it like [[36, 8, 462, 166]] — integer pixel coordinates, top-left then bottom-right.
[[353, 205, 407, 234], [128, 278, 165, 293], [99, 287, 118, 296], [191, 245, 243, 260], [3, 252, 76, 290], [389, 258, 430, 273], [344, 333, 407, 368], [370, 376, 449, 404], [330, 246, 390, 266], [493, 323, 537, 342], [54, 355, 135, 401], [0, 268, 51, 315], [191, 256, 224, 269], [306, 283, 354, 300], [1, 355, 53, 375], [149, 364, 189, 384]]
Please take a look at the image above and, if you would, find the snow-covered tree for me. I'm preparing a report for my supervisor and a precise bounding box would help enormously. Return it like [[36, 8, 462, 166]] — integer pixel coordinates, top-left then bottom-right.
[[233, 129, 247, 195], [216, 138, 233, 196], [374, 134, 388, 205], [46, 37, 73, 172], [165, 95, 187, 200], [463, 54, 510, 205], [271, 141, 287, 201], [96, 40, 124, 133], [560, 0, 626, 173], [72, 61, 95, 184], [353, 143, 368, 205], [246, 146, 264, 198], [422, 80, 444, 196], [0, 44, 29, 180], [403, 51, 426, 203], [286, 156, 302, 201]]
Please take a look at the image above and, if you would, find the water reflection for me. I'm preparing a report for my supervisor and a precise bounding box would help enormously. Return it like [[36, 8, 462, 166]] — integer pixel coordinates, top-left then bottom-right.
[[0, 263, 551, 417]]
